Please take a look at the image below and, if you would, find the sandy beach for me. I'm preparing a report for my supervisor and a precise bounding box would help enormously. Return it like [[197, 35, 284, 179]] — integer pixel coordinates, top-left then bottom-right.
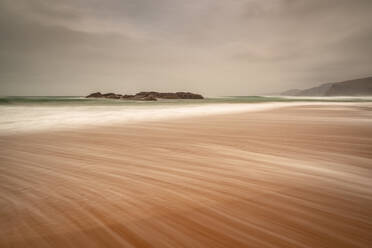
[[1, 103, 372, 248]]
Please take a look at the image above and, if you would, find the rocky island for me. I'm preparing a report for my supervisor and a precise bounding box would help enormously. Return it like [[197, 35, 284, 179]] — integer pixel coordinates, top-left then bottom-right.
[[86, 91, 204, 101]]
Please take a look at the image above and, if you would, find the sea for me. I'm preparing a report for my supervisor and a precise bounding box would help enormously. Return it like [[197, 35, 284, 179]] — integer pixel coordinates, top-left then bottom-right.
[[1, 96, 371, 135]]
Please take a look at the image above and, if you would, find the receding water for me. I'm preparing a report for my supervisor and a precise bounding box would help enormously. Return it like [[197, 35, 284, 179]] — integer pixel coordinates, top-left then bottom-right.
[[1, 96, 371, 135]]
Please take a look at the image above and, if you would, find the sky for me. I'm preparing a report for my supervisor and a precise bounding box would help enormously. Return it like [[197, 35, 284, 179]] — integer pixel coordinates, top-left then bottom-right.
[[0, 0, 371, 96]]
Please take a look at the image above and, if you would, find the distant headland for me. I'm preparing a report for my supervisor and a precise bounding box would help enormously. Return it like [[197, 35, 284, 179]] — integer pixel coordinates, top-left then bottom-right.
[[86, 91, 204, 101], [281, 76, 372, 96]]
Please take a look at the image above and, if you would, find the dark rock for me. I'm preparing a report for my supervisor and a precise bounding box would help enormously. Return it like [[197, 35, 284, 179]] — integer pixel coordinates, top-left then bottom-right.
[[86, 92, 103, 98], [176, 92, 204, 99], [135, 92, 160, 98], [86, 91, 204, 100], [134, 91, 204, 99], [120, 94, 135, 99], [102, 93, 121, 99]]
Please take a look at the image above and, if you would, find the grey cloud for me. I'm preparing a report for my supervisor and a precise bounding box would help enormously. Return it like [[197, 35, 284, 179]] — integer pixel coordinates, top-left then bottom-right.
[[0, 0, 371, 96]]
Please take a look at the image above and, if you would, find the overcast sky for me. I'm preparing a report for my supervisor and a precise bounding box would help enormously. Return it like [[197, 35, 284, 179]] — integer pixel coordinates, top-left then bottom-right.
[[0, 0, 371, 96]]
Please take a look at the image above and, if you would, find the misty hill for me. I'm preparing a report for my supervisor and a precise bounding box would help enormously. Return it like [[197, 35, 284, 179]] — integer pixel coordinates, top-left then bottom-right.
[[280, 89, 302, 96], [281, 77, 372, 96]]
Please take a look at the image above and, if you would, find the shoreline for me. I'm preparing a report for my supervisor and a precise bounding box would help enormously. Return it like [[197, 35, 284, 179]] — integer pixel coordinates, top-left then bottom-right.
[[1, 101, 371, 136], [1, 103, 372, 247]]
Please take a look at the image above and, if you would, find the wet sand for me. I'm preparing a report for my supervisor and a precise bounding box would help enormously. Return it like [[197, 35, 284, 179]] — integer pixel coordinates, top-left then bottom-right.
[[1, 104, 372, 247]]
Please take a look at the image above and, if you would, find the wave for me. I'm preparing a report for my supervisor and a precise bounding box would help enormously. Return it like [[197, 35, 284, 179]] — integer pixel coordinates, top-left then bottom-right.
[[0, 102, 367, 135]]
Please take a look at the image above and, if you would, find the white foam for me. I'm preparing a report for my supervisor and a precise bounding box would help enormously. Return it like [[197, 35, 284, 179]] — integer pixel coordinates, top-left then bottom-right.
[[273, 95, 372, 100], [0, 102, 363, 135]]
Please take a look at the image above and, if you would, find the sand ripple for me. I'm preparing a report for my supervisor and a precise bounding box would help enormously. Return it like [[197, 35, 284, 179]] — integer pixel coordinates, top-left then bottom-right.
[[1, 104, 372, 247]]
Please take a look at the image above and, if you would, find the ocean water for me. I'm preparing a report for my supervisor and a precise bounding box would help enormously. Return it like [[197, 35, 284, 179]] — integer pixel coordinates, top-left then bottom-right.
[[1, 96, 371, 135]]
